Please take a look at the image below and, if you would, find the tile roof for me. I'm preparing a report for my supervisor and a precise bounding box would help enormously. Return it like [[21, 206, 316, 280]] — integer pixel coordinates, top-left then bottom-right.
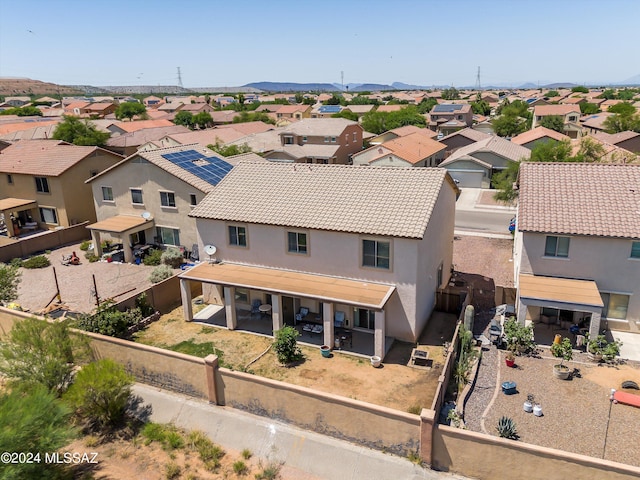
[[0, 119, 59, 135], [593, 131, 640, 144], [280, 118, 358, 136], [222, 152, 267, 166], [440, 136, 531, 166], [113, 119, 175, 133], [215, 121, 274, 135], [376, 105, 405, 112], [432, 104, 471, 114], [580, 112, 614, 130], [440, 127, 491, 142], [511, 126, 570, 145], [0, 139, 120, 176], [0, 124, 59, 141], [106, 126, 190, 147], [167, 129, 241, 146], [361, 132, 446, 165], [210, 111, 239, 123], [533, 105, 581, 117], [388, 125, 437, 138], [190, 163, 452, 239], [268, 144, 340, 160], [87, 143, 230, 193], [518, 162, 640, 238]]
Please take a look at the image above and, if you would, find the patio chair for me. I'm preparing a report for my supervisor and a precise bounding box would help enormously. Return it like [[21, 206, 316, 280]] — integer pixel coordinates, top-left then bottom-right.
[[295, 307, 309, 324]]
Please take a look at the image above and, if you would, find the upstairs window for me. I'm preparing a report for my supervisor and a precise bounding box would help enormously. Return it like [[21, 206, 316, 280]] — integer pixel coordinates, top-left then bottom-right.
[[228, 225, 247, 247], [7, 174, 13, 184], [631, 241, 640, 259], [287, 231, 307, 254], [190, 194, 197, 206], [160, 191, 176, 208], [35, 177, 49, 193], [130, 189, 143, 205], [102, 186, 114, 201], [362, 239, 390, 269], [544, 236, 570, 258]]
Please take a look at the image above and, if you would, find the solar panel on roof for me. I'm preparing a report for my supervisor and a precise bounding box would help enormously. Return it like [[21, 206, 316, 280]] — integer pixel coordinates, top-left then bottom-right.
[[161, 149, 233, 186], [319, 105, 341, 113], [433, 104, 463, 113]]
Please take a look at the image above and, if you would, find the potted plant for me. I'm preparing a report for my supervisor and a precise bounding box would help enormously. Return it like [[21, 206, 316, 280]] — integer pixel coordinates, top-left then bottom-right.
[[320, 345, 331, 358], [523, 393, 534, 413], [587, 334, 606, 362], [505, 351, 515, 368], [550, 337, 573, 380], [370, 355, 382, 368], [602, 338, 623, 363]]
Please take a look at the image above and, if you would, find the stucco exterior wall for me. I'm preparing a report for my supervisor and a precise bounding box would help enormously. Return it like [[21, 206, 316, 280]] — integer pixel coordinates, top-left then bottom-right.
[[518, 232, 640, 324], [473, 151, 513, 168], [91, 160, 207, 249]]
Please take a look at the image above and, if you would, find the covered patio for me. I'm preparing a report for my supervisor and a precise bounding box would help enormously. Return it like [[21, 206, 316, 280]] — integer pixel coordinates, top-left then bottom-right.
[[516, 274, 604, 342], [179, 262, 396, 359], [0, 197, 39, 237], [86, 214, 155, 263]]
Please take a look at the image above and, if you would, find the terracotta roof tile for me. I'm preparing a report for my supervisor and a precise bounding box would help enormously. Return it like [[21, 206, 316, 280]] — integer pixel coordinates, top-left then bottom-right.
[[511, 126, 570, 145], [114, 119, 174, 133], [518, 163, 640, 238], [191, 163, 452, 239], [533, 105, 581, 117]]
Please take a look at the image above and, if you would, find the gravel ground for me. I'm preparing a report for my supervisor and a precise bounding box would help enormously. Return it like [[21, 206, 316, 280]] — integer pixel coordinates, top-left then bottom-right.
[[452, 235, 514, 289], [15, 242, 159, 313]]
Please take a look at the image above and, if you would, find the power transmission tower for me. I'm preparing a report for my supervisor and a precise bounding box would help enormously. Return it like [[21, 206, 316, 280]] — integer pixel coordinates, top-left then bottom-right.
[[475, 66, 481, 90], [177, 67, 183, 88]]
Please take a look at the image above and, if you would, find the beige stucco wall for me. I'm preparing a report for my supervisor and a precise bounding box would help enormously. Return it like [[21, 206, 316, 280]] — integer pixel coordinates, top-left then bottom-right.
[[2, 173, 68, 226], [218, 368, 420, 456], [91, 160, 207, 249], [351, 145, 394, 166], [473, 151, 514, 168], [518, 233, 640, 324], [432, 425, 640, 480]]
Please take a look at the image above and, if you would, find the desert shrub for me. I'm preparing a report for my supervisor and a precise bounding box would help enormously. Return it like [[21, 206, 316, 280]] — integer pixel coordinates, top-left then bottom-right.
[[135, 292, 155, 318], [9, 257, 23, 267], [22, 255, 50, 269], [64, 359, 133, 429], [233, 460, 248, 475], [84, 251, 100, 262], [165, 462, 181, 479], [143, 248, 163, 266], [74, 301, 143, 338], [0, 262, 21, 304], [273, 325, 303, 364], [150, 264, 174, 283], [142, 422, 186, 451], [241, 448, 252, 459], [161, 247, 183, 268], [496, 416, 518, 440], [255, 462, 281, 480], [79, 240, 91, 251]]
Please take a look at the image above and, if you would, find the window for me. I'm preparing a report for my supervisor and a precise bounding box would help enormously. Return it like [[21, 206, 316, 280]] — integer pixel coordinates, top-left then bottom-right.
[[302, 136, 307, 143], [228, 225, 247, 247], [130, 189, 143, 205], [631, 242, 640, 259], [234, 288, 249, 304], [7, 174, 12, 184], [35, 177, 49, 193], [324, 136, 330, 143], [354, 308, 375, 330], [544, 236, 570, 258], [331, 136, 336, 143], [353, 132, 357, 142], [437, 262, 443, 288], [39, 207, 58, 224], [362, 239, 390, 269], [283, 135, 294, 145], [160, 191, 176, 208], [190, 194, 197, 206], [601, 293, 630, 320], [568, 116, 577, 122], [101, 186, 114, 201], [288, 231, 307, 254], [155, 226, 180, 246]]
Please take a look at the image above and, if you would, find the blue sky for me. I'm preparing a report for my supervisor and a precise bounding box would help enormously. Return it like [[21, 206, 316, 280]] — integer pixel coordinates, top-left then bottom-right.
[[0, 0, 638, 88]]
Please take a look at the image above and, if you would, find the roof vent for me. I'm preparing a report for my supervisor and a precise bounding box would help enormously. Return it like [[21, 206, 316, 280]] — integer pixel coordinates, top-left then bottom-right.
[[192, 158, 209, 167]]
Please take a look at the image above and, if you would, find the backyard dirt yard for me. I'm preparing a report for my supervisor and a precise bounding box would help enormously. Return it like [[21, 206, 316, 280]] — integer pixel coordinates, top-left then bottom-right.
[[479, 350, 640, 467], [135, 306, 457, 413], [452, 235, 514, 289], [14, 242, 161, 314]]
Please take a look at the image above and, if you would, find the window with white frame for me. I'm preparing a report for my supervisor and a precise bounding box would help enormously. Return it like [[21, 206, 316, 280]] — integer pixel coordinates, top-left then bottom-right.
[[155, 226, 180, 246], [39, 207, 58, 224], [544, 236, 570, 258], [631, 241, 640, 259], [102, 186, 114, 201], [234, 288, 249, 304], [228, 225, 247, 247], [287, 231, 307, 254], [331, 136, 336, 143], [601, 292, 630, 320], [130, 188, 143, 205], [353, 132, 357, 142], [35, 176, 49, 193], [324, 136, 330, 143], [160, 191, 176, 208], [302, 136, 308, 143], [362, 239, 390, 269]]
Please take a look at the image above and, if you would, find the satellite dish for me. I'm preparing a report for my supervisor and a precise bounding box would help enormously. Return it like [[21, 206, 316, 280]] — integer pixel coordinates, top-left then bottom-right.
[[204, 245, 217, 263], [141, 211, 151, 220]]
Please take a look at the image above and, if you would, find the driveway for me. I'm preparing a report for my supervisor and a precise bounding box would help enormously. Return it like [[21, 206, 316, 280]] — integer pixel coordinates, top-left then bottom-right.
[[15, 242, 157, 314]]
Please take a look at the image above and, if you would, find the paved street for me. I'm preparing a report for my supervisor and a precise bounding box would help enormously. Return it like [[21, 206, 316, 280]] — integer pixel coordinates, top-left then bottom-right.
[[455, 188, 516, 238]]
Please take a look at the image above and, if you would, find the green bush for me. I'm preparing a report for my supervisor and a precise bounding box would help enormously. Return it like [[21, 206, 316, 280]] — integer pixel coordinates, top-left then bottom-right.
[[0, 262, 21, 304], [64, 359, 133, 429], [150, 264, 174, 283], [142, 422, 187, 451], [161, 247, 184, 268], [9, 257, 23, 267], [143, 248, 163, 266], [22, 255, 50, 269], [273, 325, 303, 364], [135, 292, 155, 318], [79, 240, 91, 251], [74, 302, 143, 338], [496, 416, 518, 440], [165, 462, 181, 479], [233, 460, 248, 475], [85, 252, 100, 262]]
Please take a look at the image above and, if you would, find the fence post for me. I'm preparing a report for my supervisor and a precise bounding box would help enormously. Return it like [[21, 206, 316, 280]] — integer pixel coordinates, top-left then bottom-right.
[[420, 408, 436, 466], [204, 354, 219, 404]]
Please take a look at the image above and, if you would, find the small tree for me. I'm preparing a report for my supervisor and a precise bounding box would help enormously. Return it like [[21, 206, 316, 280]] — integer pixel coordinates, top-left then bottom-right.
[[64, 359, 134, 429], [571, 86, 589, 93], [115, 101, 147, 121], [52, 115, 110, 146], [174, 111, 194, 128], [579, 102, 600, 115], [550, 337, 573, 367], [273, 326, 302, 364], [193, 111, 213, 129], [0, 262, 21, 305], [539, 115, 565, 133], [161, 247, 184, 268]]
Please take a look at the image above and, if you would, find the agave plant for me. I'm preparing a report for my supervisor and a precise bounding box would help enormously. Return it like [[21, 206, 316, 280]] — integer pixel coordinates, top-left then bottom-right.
[[496, 416, 519, 440]]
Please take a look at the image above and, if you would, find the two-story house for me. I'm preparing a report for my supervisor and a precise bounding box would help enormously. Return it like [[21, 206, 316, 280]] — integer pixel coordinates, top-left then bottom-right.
[[85, 144, 234, 263], [514, 162, 640, 338], [351, 132, 446, 167], [531, 105, 582, 138], [428, 104, 474, 135], [0, 140, 122, 236], [179, 163, 459, 359]]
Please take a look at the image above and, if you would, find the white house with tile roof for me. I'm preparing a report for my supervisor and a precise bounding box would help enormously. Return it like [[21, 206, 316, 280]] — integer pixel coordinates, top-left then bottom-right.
[[514, 163, 640, 336], [85, 144, 234, 263], [179, 163, 459, 359]]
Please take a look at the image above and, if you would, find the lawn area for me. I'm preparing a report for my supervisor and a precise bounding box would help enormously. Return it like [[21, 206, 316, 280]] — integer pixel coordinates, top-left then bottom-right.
[[134, 305, 455, 413]]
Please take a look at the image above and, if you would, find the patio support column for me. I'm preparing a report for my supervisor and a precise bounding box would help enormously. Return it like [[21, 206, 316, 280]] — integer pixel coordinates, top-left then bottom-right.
[[517, 300, 527, 326], [589, 311, 602, 338], [224, 286, 237, 330], [180, 279, 193, 322], [323, 302, 334, 348], [271, 294, 283, 333], [91, 230, 102, 258], [123, 240, 133, 263], [374, 310, 386, 359]]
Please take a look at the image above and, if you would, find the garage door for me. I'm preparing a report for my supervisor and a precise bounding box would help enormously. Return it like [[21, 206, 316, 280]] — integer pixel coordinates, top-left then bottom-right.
[[448, 170, 484, 188]]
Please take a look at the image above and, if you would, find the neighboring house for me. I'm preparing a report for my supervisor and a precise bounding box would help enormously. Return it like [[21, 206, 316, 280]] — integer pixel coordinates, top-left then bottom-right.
[[107, 119, 175, 136], [3, 97, 31, 107], [342, 105, 375, 119], [177, 103, 215, 114], [513, 163, 640, 337], [352, 132, 446, 167], [158, 102, 185, 113], [275, 105, 312, 120], [0, 140, 122, 236], [570, 136, 638, 164], [64, 101, 91, 116], [511, 126, 570, 150], [438, 136, 530, 187], [209, 111, 239, 125], [104, 125, 190, 156], [179, 163, 459, 359], [560, 96, 588, 105], [311, 105, 343, 118], [34, 96, 60, 106], [368, 125, 437, 146], [439, 128, 492, 158], [593, 131, 640, 154], [429, 104, 474, 133], [580, 112, 614, 134], [228, 118, 363, 164], [143, 96, 164, 107], [531, 105, 582, 138], [86, 144, 234, 263], [82, 102, 117, 118]]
